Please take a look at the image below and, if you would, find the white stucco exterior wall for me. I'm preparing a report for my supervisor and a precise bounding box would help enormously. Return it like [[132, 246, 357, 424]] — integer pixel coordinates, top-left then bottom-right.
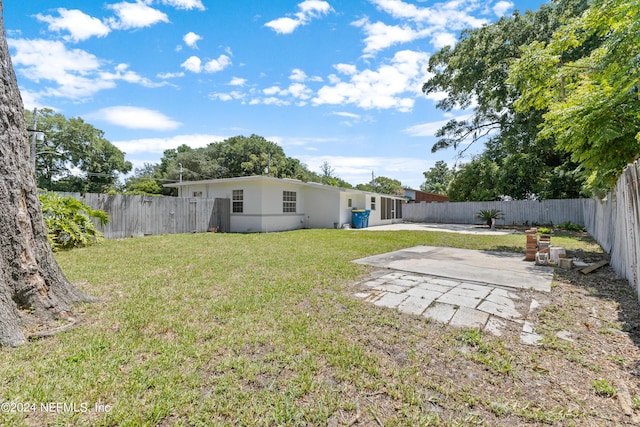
[[167, 176, 406, 232]]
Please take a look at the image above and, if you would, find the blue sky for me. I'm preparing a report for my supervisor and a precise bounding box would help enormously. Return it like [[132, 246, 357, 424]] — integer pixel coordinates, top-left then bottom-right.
[[7, 0, 544, 189]]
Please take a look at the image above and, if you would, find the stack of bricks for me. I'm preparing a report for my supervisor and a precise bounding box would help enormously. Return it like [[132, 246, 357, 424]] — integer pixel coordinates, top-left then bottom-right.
[[536, 233, 552, 265], [525, 228, 538, 261]]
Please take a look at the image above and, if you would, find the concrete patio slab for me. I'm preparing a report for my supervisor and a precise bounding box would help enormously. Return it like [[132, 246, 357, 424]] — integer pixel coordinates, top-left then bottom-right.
[[352, 245, 553, 343], [353, 245, 553, 292]]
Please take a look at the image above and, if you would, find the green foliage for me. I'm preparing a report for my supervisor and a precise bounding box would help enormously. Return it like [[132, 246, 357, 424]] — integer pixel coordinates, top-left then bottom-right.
[[537, 227, 554, 235], [592, 379, 617, 397], [356, 176, 403, 195], [39, 193, 109, 250], [421, 160, 452, 195], [557, 221, 585, 232], [145, 135, 329, 187], [423, 0, 589, 200], [25, 109, 132, 193], [447, 155, 500, 201], [476, 209, 505, 227], [509, 0, 640, 195]]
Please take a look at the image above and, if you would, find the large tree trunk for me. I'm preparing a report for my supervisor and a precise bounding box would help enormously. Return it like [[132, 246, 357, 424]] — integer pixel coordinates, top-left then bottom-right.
[[0, 2, 92, 347]]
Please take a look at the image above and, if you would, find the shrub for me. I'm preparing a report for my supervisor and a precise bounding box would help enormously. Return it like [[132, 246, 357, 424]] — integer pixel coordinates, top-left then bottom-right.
[[537, 227, 554, 234], [558, 221, 585, 232], [39, 193, 110, 250], [476, 209, 504, 227]]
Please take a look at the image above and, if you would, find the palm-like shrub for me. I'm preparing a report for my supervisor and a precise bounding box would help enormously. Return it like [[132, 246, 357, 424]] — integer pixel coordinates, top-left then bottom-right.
[[39, 193, 110, 250], [476, 209, 504, 228]]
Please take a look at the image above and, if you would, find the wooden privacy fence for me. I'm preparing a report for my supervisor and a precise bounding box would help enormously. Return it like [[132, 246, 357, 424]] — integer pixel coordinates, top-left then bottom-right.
[[403, 198, 588, 227], [58, 193, 230, 239], [403, 161, 640, 300], [583, 160, 640, 300]]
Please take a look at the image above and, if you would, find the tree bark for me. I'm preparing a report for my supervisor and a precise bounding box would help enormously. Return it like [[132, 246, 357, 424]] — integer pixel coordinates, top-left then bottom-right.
[[0, 2, 92, 347]]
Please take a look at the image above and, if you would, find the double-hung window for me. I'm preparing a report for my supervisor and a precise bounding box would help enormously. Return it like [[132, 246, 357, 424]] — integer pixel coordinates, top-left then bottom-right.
[[283, 191, 296, 213], [232, 189, 243, 213]]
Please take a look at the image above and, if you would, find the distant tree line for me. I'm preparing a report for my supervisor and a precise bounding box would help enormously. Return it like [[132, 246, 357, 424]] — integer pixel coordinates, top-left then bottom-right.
[[26, 114, 406, 196]]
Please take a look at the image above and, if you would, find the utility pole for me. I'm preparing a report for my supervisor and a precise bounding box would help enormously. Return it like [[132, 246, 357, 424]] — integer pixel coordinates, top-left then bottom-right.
[[30, 108, 37, 170]]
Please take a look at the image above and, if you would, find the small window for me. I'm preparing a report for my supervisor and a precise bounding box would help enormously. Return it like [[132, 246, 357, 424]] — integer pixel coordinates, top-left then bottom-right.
[[283, 191, 296, 213], [348, 198, 352, 208], [232, 189, 243, 213], [371, 196, 376, 210], [192, 191, 203, 197]]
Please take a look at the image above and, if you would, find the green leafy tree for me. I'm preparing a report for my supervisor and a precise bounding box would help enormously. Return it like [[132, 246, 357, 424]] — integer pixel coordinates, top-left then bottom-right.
[[509, 0, 640, 194], [447, 155, 500, 201], [25, 109, 132, 193], [362, 176, 403, 195], [421, 161, 453, 195], [423, 0, 589, 199]]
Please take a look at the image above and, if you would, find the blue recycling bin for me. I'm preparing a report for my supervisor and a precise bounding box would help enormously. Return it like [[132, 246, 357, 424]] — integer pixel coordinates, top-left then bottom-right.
[[352, 209, 371, 229]]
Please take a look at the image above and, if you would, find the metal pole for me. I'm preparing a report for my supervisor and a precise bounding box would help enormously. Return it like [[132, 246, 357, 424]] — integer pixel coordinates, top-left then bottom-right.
[[31, 108, 37, 170]]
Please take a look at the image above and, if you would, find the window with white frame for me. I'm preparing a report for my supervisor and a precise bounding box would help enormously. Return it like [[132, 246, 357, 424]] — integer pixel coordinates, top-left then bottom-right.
[[283, 191, 297, 213], [192, 191, 203, 197], [371, 196, 376, 210], [232, 189, 244, 213]]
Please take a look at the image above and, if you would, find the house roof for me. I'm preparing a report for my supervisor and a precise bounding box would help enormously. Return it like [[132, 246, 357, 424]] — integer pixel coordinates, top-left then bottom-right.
[[165, 175, 408, 199]]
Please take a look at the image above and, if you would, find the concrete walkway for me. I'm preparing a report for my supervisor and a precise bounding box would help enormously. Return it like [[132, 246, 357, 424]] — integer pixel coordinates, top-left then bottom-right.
[[352, 245, 553, 343]]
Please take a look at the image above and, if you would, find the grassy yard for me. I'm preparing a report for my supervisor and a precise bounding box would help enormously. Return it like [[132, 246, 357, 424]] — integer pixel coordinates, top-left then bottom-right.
[[1, 229, 638, 426]]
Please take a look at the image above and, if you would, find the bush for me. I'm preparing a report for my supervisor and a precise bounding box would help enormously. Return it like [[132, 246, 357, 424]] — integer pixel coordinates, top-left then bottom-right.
[[476, 209, 504, 227], [558, 221, 585, 232], [39, 193, 110, 250]]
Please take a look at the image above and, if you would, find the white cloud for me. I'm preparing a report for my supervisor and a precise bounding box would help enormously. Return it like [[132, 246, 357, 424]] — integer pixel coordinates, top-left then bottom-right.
[[100, 63, 167, 88], [286, 83, 312, 99], [493, 1, 514, 17], [204, 55, 231, 73], [265, 0, 332, 34], [183, 32, 202, 48], [8, 38, 114, 99], [290, 68, 308, 82], [263, 86, 282, 95], [352, 18, 431, 54], [229, 77, 247, 86], [181, 56, 201, 72], [265, 17, 302, 35], [312, 50, 431, 112], [157, 71, 185, 79], [403, 114, 472, 137], [182, 54, 231, 73], [88, 106, 182, 131], [8, 38, 164, 102], [107, 2, 169, 30], [431, 32, 457, 49], [210, 91, 245, 101], [332, 111, 361, 119], [355, 0, 489, 54], [114, 134, 224, 155], [36, 9, 111, 42], [160, 0, 206, 11], [290, 68, 323, 82]]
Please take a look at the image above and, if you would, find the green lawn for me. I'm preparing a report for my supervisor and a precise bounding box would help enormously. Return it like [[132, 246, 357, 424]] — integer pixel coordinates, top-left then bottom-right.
[[0, 229, 613, 426]]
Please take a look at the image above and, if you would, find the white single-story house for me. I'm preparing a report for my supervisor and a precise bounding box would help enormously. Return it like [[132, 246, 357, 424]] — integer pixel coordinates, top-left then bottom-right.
[[165, 176, 406, 233]]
